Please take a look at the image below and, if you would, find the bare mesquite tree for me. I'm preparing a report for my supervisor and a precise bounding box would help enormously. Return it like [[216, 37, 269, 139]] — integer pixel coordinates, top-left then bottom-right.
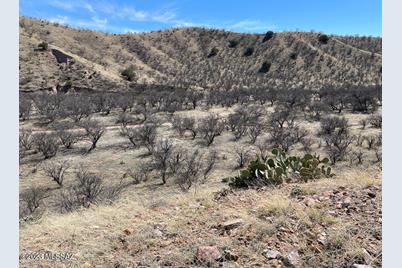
[[176, 149, 203, 191], [62, 95, 93, 122], [20, 187, 48, 214], [127, 161, 151, 184], [116, 112, 135, 128], [235, 146, 252, 168], [42, 160, 70, 187], [122, 122, 157, 151], [202, 150, 218, 182], [54, 122, 83, 149], [19, 97, 32, 121], [33, 93, 65, 123], [369, 114, 382, 128], [151, 139, 175, 184], [320, 116, 354, 163], [80, 119, 106, 153], [33, 132, 59, 159], [172, 116, 197, 139], [74, 167, 104, 207], [227, 106, 264, 141], [19, 129, 33, 152], [198, 113, 225, 146]]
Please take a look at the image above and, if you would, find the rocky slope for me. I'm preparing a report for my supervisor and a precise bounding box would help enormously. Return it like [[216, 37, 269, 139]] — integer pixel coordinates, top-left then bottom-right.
[[19, 17, 381, 92]]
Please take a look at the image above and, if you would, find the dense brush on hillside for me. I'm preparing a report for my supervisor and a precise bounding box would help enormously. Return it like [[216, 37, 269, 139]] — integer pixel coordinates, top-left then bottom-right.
[[19, 17, 381, 92]]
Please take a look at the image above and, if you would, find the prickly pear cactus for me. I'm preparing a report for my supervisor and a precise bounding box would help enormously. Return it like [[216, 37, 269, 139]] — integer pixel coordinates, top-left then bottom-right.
[[228, 148, 334, 188]]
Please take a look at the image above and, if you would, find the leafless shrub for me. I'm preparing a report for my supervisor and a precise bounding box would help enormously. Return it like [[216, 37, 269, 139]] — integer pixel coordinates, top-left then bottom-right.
[[198, 113, 225, 146], [74, 167, 104, 207], [324, 133, 355, 164], [132, 103, 151, 123], [127, 162, 151, 184], [62, 95, 93, 122], [319, 116, 349, 137], [247, 124, 263, 144], [172, 116, 197, 139], [19, 97, 32, 121], [368, 114, 382, 128], [360, 119, 368, 130], [168, 148, 185, 175], [235, 146, 251, 168], [20, 187, 48, 215], [256, 141, 271, 161], [376, 134, 382, 147], [301, 137, 314, 152], [116, 112, 135, 128], [176, 149, 203, 191], [365, 136, 377, 150], [32, 132, 59, 159], [270, 107, 296, 129], [42, 160, 70, 186], [228, 106, 264, 141], [33, 93, 64, 123], [121, 126, 139, 147], [355, 135, 365, 147], [19, 129, 33, 151], [92, 93, 116, 115], [57, 189, 78, 213], [202, 150, 218, 182], [308, 101, 329, 121], [103, 181, 126, 203], [374, 148, 382, 163], [351, 150, 364, 165], [151, 139, 175, 184], [54, 123, 82, 149], [80, 119, 106, 153], [267, 125, 301, 152]]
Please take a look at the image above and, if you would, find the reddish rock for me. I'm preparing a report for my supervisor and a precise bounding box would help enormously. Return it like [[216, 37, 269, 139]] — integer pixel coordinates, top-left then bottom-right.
[[196, 245, 221, 262]]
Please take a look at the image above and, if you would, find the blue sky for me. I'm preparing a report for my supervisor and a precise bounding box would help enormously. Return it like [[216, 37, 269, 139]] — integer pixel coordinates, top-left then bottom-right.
[[20, 0, 382, 36]]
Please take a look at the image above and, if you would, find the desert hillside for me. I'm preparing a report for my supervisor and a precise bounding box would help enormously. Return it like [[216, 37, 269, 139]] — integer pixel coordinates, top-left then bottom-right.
[[19, 16, 382, 268], [20, 17, 381, 92]]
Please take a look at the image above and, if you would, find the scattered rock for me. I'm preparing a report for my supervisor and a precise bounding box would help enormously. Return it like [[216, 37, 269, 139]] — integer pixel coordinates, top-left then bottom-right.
[[353, 264, 372, 268], [367, 191, 376, 198], [263, 249, 281, 259], [284, 250, 301, 267], [223, 249, 239, 261], [123, 229, 131, 235], [362, 248, 372, 265], [222, 219, 243, 230], [196, 246, 221, 262], [153, 229, 163, 237], [342, 197, 352, 207]]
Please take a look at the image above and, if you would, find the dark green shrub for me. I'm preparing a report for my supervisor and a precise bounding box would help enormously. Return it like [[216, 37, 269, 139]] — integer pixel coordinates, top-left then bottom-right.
[[258, 62, 271, 73], [262, 31, 274, 42], [121, 66, 136, 81], [228, 39, 239, 48], [318, 34, 329, 44], [289, 52, 297, 60], [208, 47, 219, 58], [244, 46, 254, 56], [38, 42, 48, 51]]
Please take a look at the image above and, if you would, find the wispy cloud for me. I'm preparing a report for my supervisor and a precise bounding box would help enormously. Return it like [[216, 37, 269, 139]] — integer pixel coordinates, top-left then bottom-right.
[[228, 19, 277, 32], [50, 1, 74, 11], [38, 1, 276, 33], [84, 3, 95, 14], [99, 3, 148, 21], [47, 15, 108, 30]]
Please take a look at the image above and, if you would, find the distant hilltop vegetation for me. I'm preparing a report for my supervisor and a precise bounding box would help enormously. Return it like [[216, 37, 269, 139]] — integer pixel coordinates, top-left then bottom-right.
[[19, 17, 381, 92]]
